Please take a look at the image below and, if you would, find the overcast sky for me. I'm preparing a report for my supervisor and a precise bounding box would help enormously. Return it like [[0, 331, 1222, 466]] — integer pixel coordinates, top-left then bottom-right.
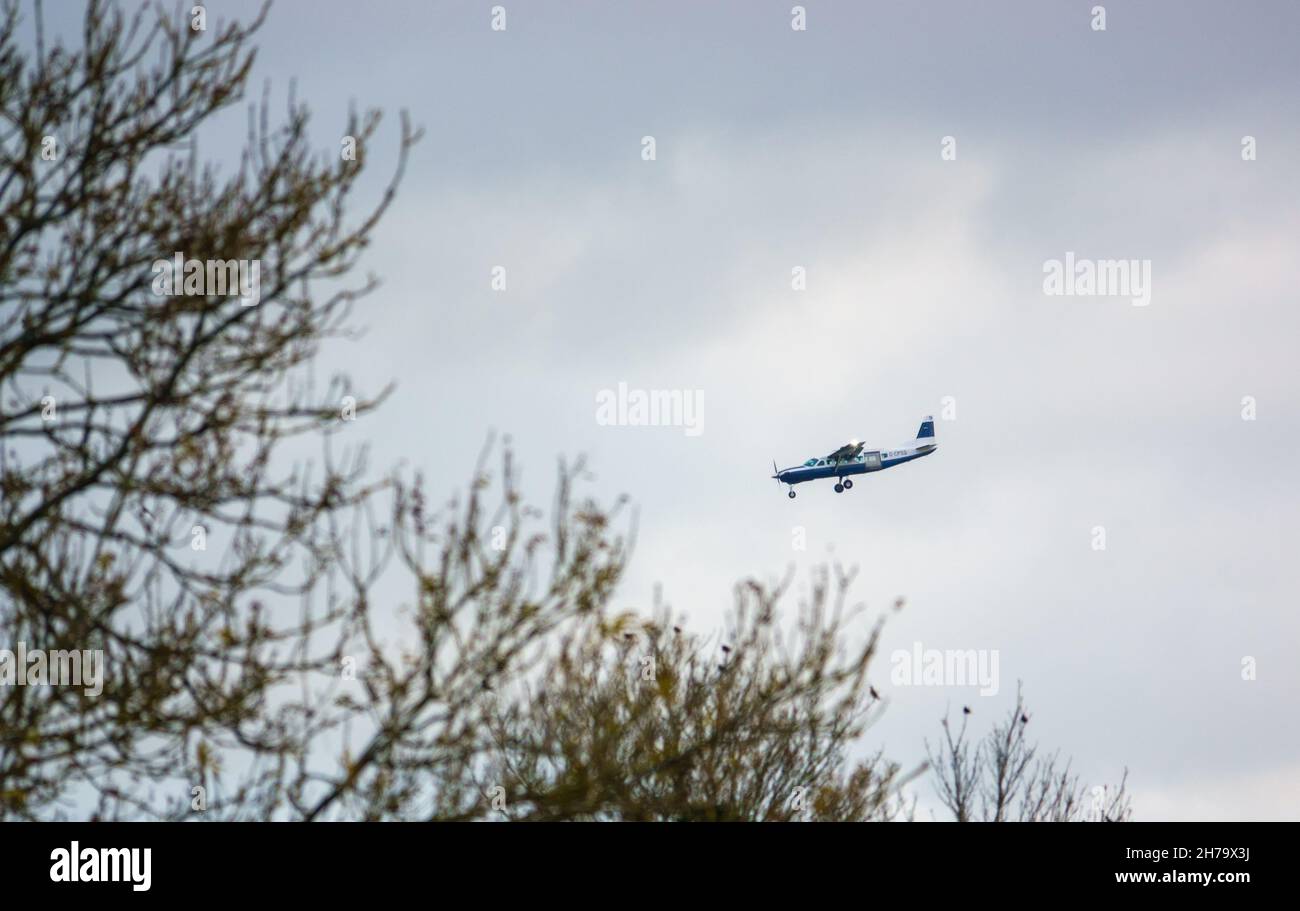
[[41, 0, 1300, 820]]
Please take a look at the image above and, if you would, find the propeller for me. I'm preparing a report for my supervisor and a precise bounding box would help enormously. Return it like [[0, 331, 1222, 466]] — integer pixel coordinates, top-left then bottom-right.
[[772, 459, 783, 493]]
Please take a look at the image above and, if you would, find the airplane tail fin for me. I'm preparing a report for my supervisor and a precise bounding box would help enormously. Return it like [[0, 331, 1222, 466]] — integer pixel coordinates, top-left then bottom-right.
[[916, 416, 935, 440]]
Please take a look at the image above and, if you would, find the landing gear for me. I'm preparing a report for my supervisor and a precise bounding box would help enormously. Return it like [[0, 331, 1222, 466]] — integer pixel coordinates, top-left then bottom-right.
[[843, 478, 853, 490], [787, 490, 796, 499], [834, 483, 844, 493]]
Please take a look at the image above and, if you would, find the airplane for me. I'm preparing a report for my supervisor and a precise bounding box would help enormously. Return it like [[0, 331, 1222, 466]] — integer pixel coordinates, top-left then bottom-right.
[[771, 416, 937, 498]]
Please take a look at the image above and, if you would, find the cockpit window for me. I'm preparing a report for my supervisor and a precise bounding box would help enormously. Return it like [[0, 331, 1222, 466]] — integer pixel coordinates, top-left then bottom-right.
[[804, 458, 817, 467]]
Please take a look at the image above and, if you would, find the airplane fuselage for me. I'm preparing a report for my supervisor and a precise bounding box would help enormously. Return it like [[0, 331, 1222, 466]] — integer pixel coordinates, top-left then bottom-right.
[[776, 443, 936, 485], [773, 416, 937, 497]]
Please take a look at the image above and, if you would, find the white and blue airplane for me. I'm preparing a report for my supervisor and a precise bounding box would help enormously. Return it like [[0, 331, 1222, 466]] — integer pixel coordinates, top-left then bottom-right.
[[772, 416, 937, 497]]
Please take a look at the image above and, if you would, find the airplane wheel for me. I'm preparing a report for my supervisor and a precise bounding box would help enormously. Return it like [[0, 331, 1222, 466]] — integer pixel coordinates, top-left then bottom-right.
[[834, 483, 844, 493], [787, 490, 796, 499], [843, 479, 853, 490]]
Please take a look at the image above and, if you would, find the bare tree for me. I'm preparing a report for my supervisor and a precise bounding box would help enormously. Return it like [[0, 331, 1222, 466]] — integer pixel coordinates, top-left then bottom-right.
[[0, 0, 417, 818], [473, 565, 915, 821], [927, 685, 1132, 821]]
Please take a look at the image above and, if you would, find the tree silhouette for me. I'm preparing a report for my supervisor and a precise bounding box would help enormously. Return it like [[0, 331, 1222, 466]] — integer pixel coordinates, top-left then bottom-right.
[[0, 0, 417, 818], [927, 686, 1132, 822]]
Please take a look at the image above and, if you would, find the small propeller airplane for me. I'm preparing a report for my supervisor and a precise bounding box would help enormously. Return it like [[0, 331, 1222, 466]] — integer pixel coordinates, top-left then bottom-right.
[[771, 416, 937, 498]]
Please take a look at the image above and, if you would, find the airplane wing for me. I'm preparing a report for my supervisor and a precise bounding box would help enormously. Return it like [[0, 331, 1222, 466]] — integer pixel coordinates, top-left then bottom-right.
[[825, 440, 865, 462]]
